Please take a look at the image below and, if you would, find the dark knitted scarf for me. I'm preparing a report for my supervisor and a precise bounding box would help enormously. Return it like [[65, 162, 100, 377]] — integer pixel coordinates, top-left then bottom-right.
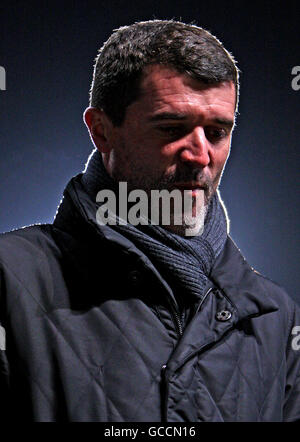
[[81, 149, 229, 308]]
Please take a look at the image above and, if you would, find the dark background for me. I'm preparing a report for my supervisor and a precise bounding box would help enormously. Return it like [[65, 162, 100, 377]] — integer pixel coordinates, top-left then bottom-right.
[[0, 1, 299, 302]]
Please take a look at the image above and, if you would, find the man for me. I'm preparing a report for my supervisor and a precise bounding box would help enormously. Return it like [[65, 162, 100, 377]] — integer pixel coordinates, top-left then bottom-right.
[[0, 20, 299, 422]]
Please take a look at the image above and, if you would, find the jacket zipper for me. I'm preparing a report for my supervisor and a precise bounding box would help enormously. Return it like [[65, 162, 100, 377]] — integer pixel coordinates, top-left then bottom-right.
[[165, 294, 184, 337], [171, 286, 214, 337], [173, 310, 183, 336], [161, 285, 214, 420]]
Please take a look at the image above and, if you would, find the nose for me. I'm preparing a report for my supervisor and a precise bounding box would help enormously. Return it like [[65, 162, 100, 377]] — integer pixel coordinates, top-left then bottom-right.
[[179, 127, 210, 167]]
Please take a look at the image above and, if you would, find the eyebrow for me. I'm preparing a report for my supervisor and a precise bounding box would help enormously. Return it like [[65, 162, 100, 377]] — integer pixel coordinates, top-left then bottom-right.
[[213, 118, 235, 130], [149, 112, 234, 129], [149, 112, 187, 122]]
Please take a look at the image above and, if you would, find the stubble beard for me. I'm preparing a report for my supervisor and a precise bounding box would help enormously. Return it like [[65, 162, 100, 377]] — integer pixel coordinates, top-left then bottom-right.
[[110, 155, 218, 236]]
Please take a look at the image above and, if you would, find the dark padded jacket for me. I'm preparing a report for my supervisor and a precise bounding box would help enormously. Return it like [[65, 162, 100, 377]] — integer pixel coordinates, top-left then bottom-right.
[[0, 175, 300, 422]]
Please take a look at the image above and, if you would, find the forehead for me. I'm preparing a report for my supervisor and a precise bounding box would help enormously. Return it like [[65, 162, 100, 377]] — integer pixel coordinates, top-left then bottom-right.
[[136, 65, 236, 118]]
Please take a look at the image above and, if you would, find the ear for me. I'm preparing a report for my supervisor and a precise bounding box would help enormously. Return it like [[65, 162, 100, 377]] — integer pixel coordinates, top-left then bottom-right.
[[83, 107, 114, 153]]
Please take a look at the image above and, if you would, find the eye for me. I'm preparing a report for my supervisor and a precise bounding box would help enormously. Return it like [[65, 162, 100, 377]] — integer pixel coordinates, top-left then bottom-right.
[[205, 127, 228, 143], [158, 126, 185, 139]]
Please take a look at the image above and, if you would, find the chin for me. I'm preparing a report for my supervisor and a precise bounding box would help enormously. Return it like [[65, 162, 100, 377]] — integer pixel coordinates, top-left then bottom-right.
[[162, 204, 208, 237]]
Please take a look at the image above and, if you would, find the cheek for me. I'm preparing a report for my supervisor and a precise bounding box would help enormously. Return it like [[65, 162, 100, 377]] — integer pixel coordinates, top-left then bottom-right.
[[159, 141, 186, 164], [210, 148, 230, 185], [213, 145, 230, 167]]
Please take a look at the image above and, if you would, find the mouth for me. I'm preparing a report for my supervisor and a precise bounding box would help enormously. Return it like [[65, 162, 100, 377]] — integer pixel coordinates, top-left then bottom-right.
[[170, 182, 211, 206]]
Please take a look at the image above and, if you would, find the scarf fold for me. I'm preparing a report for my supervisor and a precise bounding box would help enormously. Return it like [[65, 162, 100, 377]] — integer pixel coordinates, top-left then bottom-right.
[[81, 149, 229, 306]]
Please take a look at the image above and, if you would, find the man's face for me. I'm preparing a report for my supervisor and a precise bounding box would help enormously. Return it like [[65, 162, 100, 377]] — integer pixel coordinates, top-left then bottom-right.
[[93, 65, 236, 234]]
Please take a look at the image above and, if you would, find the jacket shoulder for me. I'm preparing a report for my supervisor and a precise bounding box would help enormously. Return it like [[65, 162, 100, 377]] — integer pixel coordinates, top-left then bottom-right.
[[0, 224, 58, 264], [0, 224, 69, 315], [0, 225, 63, 292]]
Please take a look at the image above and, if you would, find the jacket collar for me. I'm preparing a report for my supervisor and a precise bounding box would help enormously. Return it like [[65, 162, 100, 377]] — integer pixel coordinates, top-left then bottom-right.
[[210, 236, 279, 320], [53, 174, 175, 290]]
